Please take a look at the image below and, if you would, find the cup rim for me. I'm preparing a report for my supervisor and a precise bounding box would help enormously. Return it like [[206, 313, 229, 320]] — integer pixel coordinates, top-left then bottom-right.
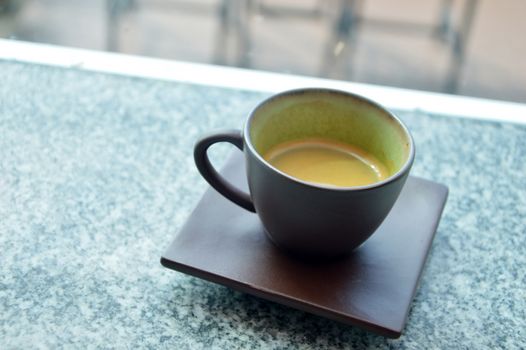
[[244, 88, 415, 191]]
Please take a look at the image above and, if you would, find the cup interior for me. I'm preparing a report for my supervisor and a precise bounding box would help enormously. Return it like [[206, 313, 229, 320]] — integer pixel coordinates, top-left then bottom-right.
[[246, 89, 413, 182]]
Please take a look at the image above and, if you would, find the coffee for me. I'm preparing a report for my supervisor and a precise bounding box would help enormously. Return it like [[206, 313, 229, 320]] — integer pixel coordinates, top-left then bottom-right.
[[263, 138, 388, 187]]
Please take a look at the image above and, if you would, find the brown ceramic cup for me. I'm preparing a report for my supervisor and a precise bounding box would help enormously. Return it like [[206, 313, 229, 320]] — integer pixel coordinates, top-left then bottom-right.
[[194, 88, 414, 259]]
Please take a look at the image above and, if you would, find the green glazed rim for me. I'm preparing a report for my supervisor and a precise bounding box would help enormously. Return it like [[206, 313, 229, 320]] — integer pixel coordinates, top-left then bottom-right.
[[244, 88, 415, 191]]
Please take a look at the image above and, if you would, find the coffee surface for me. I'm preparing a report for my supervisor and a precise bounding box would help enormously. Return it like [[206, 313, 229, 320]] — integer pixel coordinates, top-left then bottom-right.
[[263, 138, 388, 187]]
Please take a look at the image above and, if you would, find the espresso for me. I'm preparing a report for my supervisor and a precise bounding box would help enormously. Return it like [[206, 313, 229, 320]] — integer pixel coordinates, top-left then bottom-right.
[[263, 138, 388, 187]]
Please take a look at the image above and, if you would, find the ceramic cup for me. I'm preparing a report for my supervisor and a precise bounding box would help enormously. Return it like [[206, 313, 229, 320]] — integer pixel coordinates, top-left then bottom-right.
[[194, 88, 415, 259]]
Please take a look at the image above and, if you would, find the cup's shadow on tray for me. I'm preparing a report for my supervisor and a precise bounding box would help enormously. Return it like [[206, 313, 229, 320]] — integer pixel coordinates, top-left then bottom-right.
[[161, 151, 448, 338]]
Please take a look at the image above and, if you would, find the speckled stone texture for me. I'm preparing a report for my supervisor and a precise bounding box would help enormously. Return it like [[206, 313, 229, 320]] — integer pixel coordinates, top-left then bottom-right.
[[0, 60, 525, 349]]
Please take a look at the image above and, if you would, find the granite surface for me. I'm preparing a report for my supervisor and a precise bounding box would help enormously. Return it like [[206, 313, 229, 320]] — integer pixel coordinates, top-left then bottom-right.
[[0, 60, 525, 349]]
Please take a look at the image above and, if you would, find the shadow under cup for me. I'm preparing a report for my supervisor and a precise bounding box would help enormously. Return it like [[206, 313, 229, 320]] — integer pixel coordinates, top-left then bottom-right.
[[244, 89, 414, 259]]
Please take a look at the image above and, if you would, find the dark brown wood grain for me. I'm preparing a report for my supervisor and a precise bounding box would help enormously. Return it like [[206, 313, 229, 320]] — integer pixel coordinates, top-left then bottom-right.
[[161, 151, 448, 338]]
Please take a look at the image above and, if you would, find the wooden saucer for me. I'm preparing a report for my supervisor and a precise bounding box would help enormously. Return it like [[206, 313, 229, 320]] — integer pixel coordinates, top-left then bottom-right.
[[161, 151, 448, 338]]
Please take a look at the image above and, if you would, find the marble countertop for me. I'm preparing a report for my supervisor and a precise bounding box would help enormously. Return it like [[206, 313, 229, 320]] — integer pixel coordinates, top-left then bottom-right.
[[1, 60, 525, 349]]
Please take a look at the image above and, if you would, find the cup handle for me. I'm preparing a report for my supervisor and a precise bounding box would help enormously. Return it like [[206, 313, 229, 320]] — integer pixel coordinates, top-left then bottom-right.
[[194, 130, 256, 213]]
